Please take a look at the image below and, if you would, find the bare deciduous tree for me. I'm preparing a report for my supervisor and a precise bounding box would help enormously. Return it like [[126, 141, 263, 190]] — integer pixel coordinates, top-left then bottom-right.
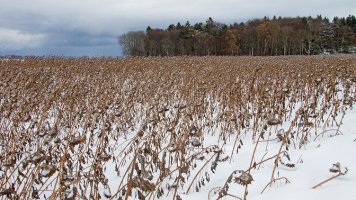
[[118, 31, 146, 56]]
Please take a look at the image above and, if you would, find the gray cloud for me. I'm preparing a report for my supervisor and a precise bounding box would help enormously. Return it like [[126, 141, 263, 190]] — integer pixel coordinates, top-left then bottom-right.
[[0, 28, 45, 50], [0, 0, 355, 56]]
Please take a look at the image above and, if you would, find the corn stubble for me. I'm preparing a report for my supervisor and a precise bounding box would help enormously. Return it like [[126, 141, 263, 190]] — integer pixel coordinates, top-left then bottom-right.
[[0, 55, 355, 200]]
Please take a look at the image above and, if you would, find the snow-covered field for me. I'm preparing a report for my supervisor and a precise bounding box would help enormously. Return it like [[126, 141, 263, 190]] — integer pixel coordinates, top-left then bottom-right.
[[0, 56, 355, 200], [175, 108, 356, 200]]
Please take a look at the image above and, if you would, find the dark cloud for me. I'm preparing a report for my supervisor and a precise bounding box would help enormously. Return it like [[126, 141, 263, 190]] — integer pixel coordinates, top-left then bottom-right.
[[0, 0, 355, 56], [1, 44, 121, 57]]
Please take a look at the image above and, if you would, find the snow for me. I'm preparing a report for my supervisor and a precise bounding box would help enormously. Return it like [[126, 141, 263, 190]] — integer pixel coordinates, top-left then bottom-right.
[[85, 104, 356, 200], [1, 96, 355, 200], [74, 93, 354, 200], [157, 108, 356, 200]]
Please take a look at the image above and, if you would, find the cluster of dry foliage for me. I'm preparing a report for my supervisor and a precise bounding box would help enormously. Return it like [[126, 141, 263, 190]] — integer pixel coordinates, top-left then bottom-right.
[[0, 55, 355, 200]]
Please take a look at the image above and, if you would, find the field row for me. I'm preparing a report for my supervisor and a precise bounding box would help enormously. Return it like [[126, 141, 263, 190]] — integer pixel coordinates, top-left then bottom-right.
[[0, 55, 355, 199]]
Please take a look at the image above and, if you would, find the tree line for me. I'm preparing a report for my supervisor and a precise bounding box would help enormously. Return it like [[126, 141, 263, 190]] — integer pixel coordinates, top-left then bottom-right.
[[119, 15, 356, 56]]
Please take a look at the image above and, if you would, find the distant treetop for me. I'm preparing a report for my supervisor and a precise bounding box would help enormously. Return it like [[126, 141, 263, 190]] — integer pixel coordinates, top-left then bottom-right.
[[119, 15, 356, 56]]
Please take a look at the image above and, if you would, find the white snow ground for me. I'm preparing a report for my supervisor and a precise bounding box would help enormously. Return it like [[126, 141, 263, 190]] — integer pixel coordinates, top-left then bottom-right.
[[161, 108, 356, 200]]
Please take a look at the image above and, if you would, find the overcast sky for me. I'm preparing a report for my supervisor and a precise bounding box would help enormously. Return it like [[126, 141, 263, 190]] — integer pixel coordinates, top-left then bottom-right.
[[0, 0, 355, 56]]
